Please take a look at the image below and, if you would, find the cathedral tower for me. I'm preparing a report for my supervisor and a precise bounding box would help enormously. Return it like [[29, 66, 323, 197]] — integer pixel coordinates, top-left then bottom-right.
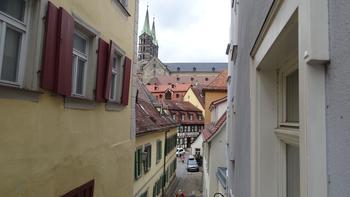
[[138, 7, 159, 62]]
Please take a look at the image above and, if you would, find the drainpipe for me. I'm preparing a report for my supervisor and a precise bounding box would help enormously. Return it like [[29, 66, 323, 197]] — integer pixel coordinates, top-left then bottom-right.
[[162, 129, 168, 197]]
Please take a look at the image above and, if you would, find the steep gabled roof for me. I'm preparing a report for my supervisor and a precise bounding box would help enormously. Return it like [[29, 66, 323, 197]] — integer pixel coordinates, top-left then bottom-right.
[[203, 111, 227, 142], [136, 80, 178, 135], [190, 85, 205, 107], [203, 70, 228, 91]]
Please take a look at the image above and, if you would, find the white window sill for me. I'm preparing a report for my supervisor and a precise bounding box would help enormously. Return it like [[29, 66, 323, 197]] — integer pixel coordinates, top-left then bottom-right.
[[64, 97, 96, 110], [0, 84, 42, 102], [274, 127, 299, 146]]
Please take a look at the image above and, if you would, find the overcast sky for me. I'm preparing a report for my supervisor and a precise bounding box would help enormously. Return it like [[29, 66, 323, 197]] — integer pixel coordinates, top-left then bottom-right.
[[138, 0, 230, 63]]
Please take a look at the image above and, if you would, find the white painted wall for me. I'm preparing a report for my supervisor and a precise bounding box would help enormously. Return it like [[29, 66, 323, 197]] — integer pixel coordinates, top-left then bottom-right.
[[203, 123, 227, 197], [211, 101, 227, 123], [191, 134, 203, 156]]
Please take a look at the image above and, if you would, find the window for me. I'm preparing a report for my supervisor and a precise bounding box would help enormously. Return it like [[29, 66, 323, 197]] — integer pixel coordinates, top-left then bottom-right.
[[205, 77, 208, 81], [156, 140, 162, 163], [286, 70, 299, 123], [176, 77, 180, 81], [191, 77, 194, 81], [181, 114, 185, 121], [193, 67, 196, 71], [117, 0, 128, 8], [140, 191, 148, 197], [165, 91, 172, 100], [279, 68, 299, 126], [144, 145, 152, 173], [62, 180, 94, 197], [172, 114, 176, 120], [0, 0, 27, 85], [189, 114, 193, 121], [159, 94, 163, 99], [286, 144, 300, 197], [198, 113, 202, 121], [176, 94, 179, 98], [72, 32, 88, 96], [134, 147, 142, 179], [109, 43, 125, 103]]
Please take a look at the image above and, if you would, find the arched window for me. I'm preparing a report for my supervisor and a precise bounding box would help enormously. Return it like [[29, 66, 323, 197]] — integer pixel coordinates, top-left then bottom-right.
[[165, 91, 172, 100]]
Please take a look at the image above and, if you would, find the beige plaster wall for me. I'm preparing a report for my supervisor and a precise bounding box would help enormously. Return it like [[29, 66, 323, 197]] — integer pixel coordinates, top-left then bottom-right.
[[0, 0, 137, 196]]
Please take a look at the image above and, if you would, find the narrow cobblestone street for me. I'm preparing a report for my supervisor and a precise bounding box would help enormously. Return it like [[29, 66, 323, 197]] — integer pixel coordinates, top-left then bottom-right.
[[170, 151, 203, 197]]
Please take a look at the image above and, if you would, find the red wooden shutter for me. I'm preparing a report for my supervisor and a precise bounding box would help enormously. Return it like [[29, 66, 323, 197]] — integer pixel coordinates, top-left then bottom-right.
[[121, 56, 132, 105], [95, 38, 109, 102], [41, 2, 59, 90], [104, 40, 114, 100], [55, 7, 74, 96]]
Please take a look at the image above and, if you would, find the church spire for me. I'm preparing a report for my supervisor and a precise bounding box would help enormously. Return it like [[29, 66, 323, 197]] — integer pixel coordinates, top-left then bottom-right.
[[151, 17, 158, 45], [142, 6, 151, 35]]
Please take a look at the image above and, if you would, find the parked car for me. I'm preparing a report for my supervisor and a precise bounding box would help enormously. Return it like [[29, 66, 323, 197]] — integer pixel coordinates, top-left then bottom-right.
[[176, 148, 185, 157], [187, 159, 199, 172]]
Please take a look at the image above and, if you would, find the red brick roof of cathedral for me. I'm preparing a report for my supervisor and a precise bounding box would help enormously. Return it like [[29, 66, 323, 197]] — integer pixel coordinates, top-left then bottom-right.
[[154, 75, 217, 86], [203, 111, 227, 142], [203, 70, 228, 91]]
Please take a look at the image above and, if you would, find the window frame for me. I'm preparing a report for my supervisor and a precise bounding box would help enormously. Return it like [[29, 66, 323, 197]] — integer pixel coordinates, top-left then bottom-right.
[[156, 140, 162, 163], [71, 31, 89, 97], [143, 144, 152, 173], [277, 60, 299, 128], [135, 146, 143, 180], [0, 0, 30, 87], [108, 42, 125, 103]]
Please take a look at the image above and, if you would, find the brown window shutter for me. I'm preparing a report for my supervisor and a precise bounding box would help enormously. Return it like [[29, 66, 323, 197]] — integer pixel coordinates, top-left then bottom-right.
[[121, 56, 132, 105], [104, 40, 114, 100], [55, 7, 74, 96], [95, 38, 109, 102], [41, 2, 59, 91]]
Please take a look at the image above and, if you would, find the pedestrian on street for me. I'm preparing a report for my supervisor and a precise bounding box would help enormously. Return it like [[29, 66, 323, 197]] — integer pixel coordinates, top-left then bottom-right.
[[189, 191, 196, 197]]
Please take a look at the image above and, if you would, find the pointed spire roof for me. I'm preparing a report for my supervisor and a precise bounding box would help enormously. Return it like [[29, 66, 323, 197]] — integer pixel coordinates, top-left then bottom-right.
[[142, 6, 151, 35], [151, 17, 158, 45]]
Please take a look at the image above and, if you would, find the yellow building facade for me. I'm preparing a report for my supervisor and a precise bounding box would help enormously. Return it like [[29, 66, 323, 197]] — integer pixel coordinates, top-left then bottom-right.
[[134, 128, 177, 197], [184, 87, 205, 117], [0, 0, 137, 196], [203, 91, 227, 124]]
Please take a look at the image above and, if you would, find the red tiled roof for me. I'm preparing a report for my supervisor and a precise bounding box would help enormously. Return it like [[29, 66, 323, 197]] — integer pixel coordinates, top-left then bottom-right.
[[203, 111, 227, 142], [209, 96, 227, 111], [146, 84, 191, 93], [162, 100, 202, 112], [136, 81, 178, 135], [203, 70, 228, 91]]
